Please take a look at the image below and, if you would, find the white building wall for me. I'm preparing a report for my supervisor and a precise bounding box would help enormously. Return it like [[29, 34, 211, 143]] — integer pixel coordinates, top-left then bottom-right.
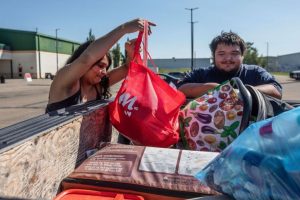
[[0, 50, 12, 77], [0, 51, 70, 79], [39, 51, 70, 78], [0, 50, 12, 60], [0, 60, 11, 76], [12, 51, 37, 78]]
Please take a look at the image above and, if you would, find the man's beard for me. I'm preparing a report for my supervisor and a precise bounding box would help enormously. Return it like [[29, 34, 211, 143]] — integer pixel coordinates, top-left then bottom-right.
[[214, 63, 241, 76], [218, 66, 240, 75]]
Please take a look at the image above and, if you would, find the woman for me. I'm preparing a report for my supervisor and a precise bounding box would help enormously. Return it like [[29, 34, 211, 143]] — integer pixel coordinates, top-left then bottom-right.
[[46, 18, 155, 113]]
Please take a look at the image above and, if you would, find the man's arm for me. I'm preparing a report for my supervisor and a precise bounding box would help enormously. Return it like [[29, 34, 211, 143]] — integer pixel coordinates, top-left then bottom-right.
[[254, 84, 282, 99], [178, 82, 219, 98], [252, 66, 282, 99]]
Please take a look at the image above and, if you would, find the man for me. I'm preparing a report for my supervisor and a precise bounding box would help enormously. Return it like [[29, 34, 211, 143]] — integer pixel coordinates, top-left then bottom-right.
[[178, 31, 282, 99]]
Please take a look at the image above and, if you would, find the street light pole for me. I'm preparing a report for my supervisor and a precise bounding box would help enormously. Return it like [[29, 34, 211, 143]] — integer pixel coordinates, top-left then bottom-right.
[[55, 28, 60, 72], [185, 7, 198, 71], [266, 42, 269, 70]]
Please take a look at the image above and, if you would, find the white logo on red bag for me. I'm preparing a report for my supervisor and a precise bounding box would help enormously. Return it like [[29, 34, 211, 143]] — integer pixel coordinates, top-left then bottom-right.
[[119, 92, 138, 117]]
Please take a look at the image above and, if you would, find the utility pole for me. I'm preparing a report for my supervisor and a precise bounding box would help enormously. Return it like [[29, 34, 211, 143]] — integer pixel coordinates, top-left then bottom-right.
[[266, 42, 269, 70], [55, 28, 60, 72], [185, 7, 198, 71]]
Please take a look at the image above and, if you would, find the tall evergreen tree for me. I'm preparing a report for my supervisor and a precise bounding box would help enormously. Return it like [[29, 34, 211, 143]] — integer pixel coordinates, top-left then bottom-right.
[[121, 37, 130, 64], [86, 28, 95, 41], [111, 43, 123, 68]]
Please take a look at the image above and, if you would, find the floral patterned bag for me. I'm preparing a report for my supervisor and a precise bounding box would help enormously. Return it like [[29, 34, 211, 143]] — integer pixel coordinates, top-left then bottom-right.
[[179, 78, 252, 152]]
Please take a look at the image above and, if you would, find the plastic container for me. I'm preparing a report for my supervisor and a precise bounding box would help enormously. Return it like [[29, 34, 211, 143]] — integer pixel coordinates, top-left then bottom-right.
[[54, 189, 144, 200]]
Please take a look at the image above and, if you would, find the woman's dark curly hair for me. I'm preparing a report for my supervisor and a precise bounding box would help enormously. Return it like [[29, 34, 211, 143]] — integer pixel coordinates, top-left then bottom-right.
[[66, 39, 112, 99], [209, 31, 246, 64]]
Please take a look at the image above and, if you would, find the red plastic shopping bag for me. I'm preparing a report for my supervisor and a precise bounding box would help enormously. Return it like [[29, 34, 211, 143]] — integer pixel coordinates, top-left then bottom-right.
[[109, 23, 186, 147]]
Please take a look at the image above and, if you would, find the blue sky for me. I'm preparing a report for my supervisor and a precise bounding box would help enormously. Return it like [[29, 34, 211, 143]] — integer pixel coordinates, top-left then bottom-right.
[[1, 0, 300, 59]]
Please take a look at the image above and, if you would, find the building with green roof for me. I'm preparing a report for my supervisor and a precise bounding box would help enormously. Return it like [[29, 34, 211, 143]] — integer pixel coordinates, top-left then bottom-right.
[[0, 28, 80, 79]]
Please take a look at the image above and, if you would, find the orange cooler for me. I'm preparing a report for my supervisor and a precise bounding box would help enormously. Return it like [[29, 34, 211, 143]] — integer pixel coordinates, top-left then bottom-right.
[[54, 189, 144, 200]]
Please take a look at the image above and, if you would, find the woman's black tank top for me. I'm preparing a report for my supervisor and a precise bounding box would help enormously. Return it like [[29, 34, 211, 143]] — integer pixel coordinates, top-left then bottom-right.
[[45, 87, 101, 113]]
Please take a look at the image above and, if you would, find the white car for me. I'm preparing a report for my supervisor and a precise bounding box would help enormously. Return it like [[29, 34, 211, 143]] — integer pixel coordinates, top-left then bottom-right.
[[290, 70, 300, 80]]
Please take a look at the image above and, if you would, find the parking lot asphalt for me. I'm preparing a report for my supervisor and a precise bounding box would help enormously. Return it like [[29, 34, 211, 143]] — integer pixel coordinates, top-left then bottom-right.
[[0, 75, 299, 129]]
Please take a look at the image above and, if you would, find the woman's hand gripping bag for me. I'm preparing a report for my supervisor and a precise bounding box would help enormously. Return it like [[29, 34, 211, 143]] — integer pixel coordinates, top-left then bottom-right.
[[194, 106, 300, 200], [179, 78, 252, 152], [109, 25, 186, 147]]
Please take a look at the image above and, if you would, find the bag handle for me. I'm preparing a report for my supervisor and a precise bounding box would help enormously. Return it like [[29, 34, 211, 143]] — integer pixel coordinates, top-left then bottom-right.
[[132, 21, 159, 72], [231, 77, 252, 133], [143, 21, 148, 67], [133, 21, 148, 67]]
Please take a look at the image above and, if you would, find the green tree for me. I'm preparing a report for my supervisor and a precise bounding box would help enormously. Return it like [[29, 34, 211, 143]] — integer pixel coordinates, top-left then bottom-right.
[[243, 42, 266, 67], [111, 43, 124, 68], [86, 28, 95, 41]]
